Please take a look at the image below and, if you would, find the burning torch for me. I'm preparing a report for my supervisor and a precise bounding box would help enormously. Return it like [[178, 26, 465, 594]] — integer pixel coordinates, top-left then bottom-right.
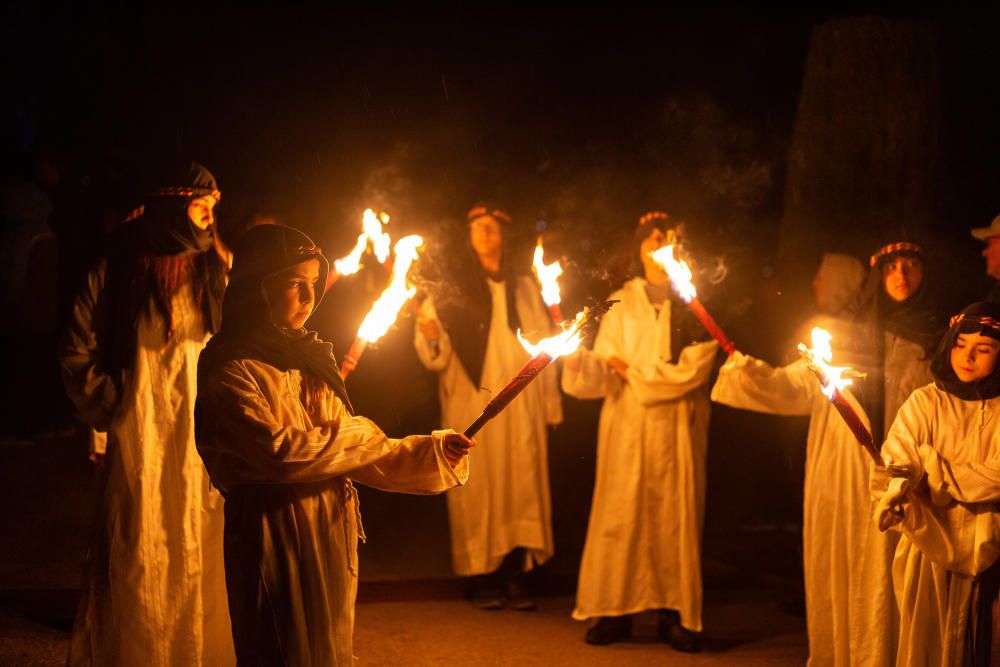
[[328, 209, 393, 290], [797, 327, 880, 466], [651, 244, 735, 356], [532, 238, 565, 324], [463, 301, 617, 437], [339, 234, 424, 379]]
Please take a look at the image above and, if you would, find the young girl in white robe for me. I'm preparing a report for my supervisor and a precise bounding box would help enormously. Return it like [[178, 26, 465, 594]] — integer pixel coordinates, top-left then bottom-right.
[[562, 212, 718, 651], [60, 162, 234, 667], [195, 224, 472, 666], [873, 302, 1000, 666]]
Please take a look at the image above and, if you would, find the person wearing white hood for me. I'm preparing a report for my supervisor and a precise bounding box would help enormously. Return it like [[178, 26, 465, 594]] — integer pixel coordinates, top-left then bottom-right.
[[711, 252, 909, 667]]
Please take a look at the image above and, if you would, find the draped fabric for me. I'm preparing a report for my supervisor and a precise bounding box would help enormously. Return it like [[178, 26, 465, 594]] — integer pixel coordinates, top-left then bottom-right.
[[872, 385, 1000, 666], [194, 222, 468, 664], [61, 273, 234, 666], [712, 339, 902, 667], [197, 223, 352, 413], [415, 276, 561, 576], [564, 278, 718, 632], [103, 162, 226, 378], [709, 252, 930, 666], [196, 359, 467, 665], [849, 250, 945, 443], [432, 248, 523, 389]]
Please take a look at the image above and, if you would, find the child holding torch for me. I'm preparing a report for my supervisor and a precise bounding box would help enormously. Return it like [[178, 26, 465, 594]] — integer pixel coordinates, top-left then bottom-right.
[[712, 243, 942, 667], [414, 202, 562, 611], [562, 212, 718, 651], [872, 302, 1000, 666], [194, 224, 472, 666]]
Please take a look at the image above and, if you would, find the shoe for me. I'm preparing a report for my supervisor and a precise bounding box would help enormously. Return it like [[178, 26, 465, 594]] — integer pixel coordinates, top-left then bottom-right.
[[584, 616, 632, 645], [657, 610, 701, 652], [504, 570, 537, 611], [472, 574, 505, 610]]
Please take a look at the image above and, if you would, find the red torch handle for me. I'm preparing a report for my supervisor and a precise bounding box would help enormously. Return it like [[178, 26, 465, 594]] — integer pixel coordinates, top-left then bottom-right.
[[464, 353, 554, 437], [687, 298, 735, 356], [831, 389, 882, 466], [340, 339, 368, 379], [548, 304, 564, 325]]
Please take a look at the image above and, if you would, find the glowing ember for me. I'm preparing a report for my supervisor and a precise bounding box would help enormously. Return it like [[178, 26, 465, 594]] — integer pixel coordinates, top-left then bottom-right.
[[332, 209, 392, 276], [650, 244, 696, 303], [532, 239, 564, 308], [517, 310, 586, 359], [797, 327, 856, 400], [356, 235, 424, 343]]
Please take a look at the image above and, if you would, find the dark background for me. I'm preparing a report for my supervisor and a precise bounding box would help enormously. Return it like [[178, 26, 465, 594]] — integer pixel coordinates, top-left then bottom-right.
[[1, 4, 998, 588]]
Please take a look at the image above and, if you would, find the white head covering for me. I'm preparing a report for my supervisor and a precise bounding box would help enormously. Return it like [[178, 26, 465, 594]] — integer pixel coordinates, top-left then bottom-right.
[[816, 252, 865, 316]]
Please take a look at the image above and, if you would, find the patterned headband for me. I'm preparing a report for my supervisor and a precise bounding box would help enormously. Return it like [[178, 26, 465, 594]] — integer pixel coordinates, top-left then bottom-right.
[[949, 313, 1000, 332], [296, 244, 324, 257], [467, 206, 512, 224], [638, 211, 670, 225], [869, 241, 923, 268], [150, 186, 222, 201]]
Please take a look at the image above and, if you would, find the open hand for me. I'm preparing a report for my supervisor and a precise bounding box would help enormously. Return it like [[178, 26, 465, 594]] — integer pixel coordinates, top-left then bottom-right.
[[443, 433, 475, 467]]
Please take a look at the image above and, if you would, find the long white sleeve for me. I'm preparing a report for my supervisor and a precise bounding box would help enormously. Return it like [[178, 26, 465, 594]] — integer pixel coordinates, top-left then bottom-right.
[[711, 353, 817, 416]]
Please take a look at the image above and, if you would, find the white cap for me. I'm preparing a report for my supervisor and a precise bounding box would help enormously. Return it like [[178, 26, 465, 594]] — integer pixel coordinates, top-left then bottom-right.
[[971, 213, 1000, 241]]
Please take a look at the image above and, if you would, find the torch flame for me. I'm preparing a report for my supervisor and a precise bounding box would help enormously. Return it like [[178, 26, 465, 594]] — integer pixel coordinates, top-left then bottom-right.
[[650, 244, 697, 303], [332, 208, 392, 276], [532, 239, 563, 307], [364, 209, 392, 264], [797, 327, 855, 400], [517, 310, 586, 359], [356, 235, 424, 343]]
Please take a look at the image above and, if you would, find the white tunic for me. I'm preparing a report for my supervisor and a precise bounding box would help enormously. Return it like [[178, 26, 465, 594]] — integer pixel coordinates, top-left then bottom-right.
[[196, 359, 468, 666], [711, 321, 931, 667], [872, 385, 1000, 666], [561, 278, 717, 632], [414, 276, 562, 575], [63, 272, 234, 667]]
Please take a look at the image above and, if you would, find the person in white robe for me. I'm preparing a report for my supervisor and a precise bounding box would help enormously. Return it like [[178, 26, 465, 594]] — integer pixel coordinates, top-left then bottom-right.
[[872, 302, 1000, 666], [712, 244, 942, 667], [59, 163, 234, 666], [561, 211, 718, 651], [414, 202, 561, 610], [195, 224, 472, 666]]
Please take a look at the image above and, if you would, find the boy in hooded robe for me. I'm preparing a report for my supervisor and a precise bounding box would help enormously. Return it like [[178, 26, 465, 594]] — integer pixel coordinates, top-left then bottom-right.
[[562, 212, 718, 651], [414, 203, 561, 610], [59, 162, 234, 666], [195, 224, 472, 665], [873, 302, 1000, 666]]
